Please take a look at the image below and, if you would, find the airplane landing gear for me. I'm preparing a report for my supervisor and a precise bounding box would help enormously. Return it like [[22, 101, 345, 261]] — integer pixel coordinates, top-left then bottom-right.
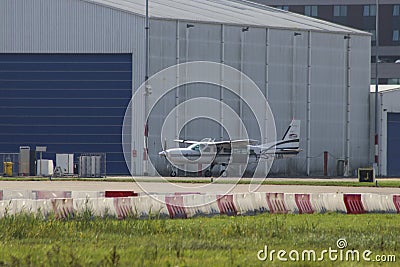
[[204, 169, 212, 177], [170, 170, 177, 177]]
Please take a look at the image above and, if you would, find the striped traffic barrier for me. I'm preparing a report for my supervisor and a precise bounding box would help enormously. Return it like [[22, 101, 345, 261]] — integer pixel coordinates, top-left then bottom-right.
[[113, 197, 134, 219], [252, 192, 269, 213], [34, 199, 53, 217], [2, 190, 31, 200], [379, 195, 398, 213], [294, 194, 314, 214], [216, 195, 237, 216], [165, 195, 187, 219], [309, 193, 327, 213], [131, 195, 169, 218], [266, 193, 288, 214], [71, 191, 105, 199], [0, 200, 13, 217], [14, 199, 34, 214], [362, 193, 386, 213], [174, 192, 201, 195], [322, 193, 346, 213], [105, 191, 138, 198], [51, 198, 74, 219], [183, 194, 220, 218], [97, 198, 117, 217], [73, 198, 98, 217], [32, 191, 72, 200], [343, 194, 365, 214], [0, 192, 399, 218], [393, 195, 400, 213], [282, 193, 298, 213], [233, 193, 256, 215]]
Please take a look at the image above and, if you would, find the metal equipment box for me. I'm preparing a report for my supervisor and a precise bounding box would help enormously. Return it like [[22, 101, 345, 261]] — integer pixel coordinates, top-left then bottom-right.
[[37, 159, 54, 176]]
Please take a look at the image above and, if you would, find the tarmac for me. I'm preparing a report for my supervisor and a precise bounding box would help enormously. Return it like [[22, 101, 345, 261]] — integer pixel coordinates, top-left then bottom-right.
[[0, 176, 399, 195]]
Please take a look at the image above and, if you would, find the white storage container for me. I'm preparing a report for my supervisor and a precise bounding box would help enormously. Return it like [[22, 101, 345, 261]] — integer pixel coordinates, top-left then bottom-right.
[[37, 159, 54, 176]]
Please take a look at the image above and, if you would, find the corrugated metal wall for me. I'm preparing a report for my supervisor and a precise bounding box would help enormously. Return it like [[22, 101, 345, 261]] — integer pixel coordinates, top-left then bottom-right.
[[146, 19, 371, 176]]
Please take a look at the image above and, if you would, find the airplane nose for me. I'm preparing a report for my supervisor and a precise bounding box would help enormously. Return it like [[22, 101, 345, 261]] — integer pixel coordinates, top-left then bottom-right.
[[159, 151, 166, 157]]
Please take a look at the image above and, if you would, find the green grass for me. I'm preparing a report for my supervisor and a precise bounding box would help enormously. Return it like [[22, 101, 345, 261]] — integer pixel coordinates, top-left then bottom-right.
[[0, 213, 398, 266]]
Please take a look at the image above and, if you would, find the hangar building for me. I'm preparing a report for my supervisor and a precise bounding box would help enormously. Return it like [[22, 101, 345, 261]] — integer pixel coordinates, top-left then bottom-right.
[[371, 85, 400, 177], [0, 0, 371, 176]]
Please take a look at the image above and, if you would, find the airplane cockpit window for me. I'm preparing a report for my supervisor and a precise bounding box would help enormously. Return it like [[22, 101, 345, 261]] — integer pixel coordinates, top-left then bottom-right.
[[191, 144, 200, 151]]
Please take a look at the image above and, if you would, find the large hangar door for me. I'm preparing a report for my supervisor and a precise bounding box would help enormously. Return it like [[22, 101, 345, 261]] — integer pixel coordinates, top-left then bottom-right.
[[0, 54, 132, 175], [387, 112, 400, 176]]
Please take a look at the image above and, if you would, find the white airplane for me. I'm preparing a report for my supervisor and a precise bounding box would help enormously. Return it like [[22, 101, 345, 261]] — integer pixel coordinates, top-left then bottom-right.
[[159, 120, 301, 177]]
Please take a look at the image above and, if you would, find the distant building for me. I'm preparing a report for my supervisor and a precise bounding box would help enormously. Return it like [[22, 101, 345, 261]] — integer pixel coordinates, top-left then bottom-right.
[[370, 85, 400, 176], [250, 0, 400, 85]]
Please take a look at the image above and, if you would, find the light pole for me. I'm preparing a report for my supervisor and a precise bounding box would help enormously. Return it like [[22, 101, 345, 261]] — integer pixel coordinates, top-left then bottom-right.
[[143, 0, 151, 176], [374, 0, 379, 175]]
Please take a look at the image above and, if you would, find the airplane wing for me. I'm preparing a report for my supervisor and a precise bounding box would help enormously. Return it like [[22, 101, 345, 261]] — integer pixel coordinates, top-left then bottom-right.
[[173, 139, 200, 145], [212, 139, 259, 155], [174, 139, 258, 146], [213, 139, 258, 146]]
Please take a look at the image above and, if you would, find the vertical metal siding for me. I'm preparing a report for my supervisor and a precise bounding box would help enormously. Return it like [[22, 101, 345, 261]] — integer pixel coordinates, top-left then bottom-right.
[[348, 35, 371, 173], [309, 32, 348, 175]]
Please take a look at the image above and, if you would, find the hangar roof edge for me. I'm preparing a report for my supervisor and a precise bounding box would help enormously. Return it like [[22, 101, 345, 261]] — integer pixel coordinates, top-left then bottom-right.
[[81, 0, 369, 35], [370, 85, 400, 93]]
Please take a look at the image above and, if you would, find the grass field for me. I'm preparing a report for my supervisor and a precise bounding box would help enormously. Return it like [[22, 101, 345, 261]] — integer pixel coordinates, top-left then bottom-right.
[[0, 213, 398, 266]]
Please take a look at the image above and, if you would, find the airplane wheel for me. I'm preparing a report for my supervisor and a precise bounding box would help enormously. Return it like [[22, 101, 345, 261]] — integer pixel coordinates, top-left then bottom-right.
[[170, 171, 177, 177], [204, 170, 212, 177]]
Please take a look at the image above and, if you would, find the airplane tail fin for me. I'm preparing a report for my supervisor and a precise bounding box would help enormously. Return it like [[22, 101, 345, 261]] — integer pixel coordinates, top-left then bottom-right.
[[273, 119, 301, 154], [252, 120, 301, 158], [281, 119, 300, 142]]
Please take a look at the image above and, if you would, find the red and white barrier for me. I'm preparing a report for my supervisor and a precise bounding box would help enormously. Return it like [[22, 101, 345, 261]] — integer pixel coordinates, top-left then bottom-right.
[[72, 191, 105, 199], [294, 194, 314, 214], [105, 191, 138, 198], [33, 191, 72, 200], [184, 194, 220, 217], [131, 195, 169, 218], [165, 195, 187, 219], [393, 195, 400, 213], [322, 193, 347, 213], [266, 193, 288, 214], [311, 194, 331, 213], [233, 193, 256, 215], [216, 194, 237, 216], [343, 194, 365, 214], [2, 190, 31, 200], [51, 198, 74, 219], [0, 192, 399, 219]]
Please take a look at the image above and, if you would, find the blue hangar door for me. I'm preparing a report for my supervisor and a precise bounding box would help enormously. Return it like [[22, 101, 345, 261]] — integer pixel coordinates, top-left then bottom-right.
[[387, 113, 400, 176], [0, 54, 132, 175]]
